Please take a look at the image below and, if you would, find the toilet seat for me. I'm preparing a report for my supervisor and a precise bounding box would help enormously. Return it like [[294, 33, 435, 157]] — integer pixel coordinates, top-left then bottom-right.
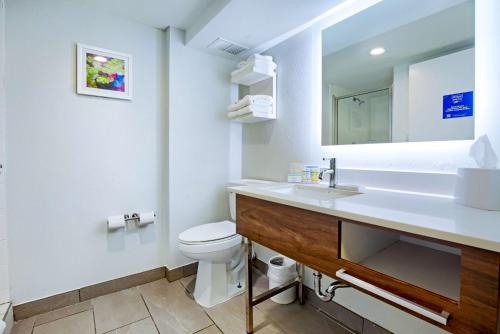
[[178, 221, 242, 254], [179, 235, 242, 254], [179, 220, 236, 243]]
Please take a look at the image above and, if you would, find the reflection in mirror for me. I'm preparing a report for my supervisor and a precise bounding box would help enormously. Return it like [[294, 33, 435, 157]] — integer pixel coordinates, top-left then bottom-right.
[[335, 88, 391, 145], [322, 0, 475, 146]]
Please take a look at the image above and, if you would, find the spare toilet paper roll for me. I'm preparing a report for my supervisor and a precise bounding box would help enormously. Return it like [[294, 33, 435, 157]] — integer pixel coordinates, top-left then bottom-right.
[[137, 211, 155, 227], [107, 215, 126, 231]]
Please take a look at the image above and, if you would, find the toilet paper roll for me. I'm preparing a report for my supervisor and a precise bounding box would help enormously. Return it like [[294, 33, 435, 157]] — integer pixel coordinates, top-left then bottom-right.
[[137, 211, 155, 227], [107, 215, 126, 231]]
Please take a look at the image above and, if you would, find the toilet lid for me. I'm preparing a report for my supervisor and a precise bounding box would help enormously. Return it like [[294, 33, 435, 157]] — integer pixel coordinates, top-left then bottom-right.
[[178, 221, 237, 243]]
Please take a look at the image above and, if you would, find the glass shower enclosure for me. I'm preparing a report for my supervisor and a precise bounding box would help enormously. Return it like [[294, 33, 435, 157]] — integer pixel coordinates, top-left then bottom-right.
[[333, 88, 392, 145]]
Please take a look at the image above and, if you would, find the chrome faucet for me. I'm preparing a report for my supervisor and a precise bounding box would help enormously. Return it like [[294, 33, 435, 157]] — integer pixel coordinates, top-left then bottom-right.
[[322, 157, 336, 188]]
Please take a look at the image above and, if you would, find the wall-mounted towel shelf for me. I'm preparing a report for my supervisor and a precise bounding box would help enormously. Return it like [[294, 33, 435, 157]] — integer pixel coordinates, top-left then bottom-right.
[[228, 55, 277, 123], [230, 110, 277, 123], [231, 65, 274, 86]]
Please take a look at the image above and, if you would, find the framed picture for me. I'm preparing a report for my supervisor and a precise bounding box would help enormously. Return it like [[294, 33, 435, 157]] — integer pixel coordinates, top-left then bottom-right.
[[77, 43, 133, 100]]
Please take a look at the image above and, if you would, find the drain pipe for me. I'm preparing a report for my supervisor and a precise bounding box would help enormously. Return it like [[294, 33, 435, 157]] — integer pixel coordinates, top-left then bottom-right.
[[313, 271, 350, 302]]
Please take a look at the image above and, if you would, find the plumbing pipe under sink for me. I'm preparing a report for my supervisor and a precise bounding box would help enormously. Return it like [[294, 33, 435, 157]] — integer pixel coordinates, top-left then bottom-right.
[[313, 271, 350, 302]]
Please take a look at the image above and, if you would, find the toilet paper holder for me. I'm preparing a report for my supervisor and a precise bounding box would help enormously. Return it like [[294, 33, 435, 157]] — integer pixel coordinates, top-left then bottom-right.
[[108, 212, 156, 232], [124, 213, 140, 222], [125, 212, 156, 224]]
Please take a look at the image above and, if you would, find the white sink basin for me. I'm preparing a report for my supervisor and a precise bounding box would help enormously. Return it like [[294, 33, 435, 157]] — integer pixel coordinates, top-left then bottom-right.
[[265, 184, 361, 201]]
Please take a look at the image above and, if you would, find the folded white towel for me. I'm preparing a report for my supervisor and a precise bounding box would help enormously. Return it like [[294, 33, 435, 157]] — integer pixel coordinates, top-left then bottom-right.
[[228, 95, 273, 112], [247, 54, 273, 63], [251, 59, 277, 70], [231, 61, 276, 77], [227, 104, 273, 118], [237, 55, 275, 70]]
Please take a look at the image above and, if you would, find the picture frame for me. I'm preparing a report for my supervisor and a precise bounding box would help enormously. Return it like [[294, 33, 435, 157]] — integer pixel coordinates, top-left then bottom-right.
[[77, 43, 133, 100]]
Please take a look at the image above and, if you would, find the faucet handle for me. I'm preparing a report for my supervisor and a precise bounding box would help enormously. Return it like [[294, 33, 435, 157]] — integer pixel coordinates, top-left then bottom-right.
[[322, 158, 336, 185], [322, 157, 336, 167]]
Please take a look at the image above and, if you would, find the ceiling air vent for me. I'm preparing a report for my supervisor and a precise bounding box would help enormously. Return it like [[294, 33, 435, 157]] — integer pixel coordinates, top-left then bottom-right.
[[207, 37, 249, 56]]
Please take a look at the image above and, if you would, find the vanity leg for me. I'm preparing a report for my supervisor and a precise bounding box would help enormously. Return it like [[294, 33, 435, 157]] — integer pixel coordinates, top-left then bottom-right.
[[245, 239, 254, 334], [298, 263, 305, 305]]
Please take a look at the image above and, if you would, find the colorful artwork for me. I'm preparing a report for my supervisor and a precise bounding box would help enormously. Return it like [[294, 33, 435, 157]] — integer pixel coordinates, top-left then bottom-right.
[[86, 53, 126, 92], [77, 44, 133, 100]]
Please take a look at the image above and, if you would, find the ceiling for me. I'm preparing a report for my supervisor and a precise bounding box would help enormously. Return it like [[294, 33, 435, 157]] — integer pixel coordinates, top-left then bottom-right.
[[82, 0, 350, 59], [185, 0, 346, 58], [322, 0, 475, 92], [82, 0, 218, 30]]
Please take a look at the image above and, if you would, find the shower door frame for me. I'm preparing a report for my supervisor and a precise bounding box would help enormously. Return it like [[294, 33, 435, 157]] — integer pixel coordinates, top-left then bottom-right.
[[332, 87, 393, 145]]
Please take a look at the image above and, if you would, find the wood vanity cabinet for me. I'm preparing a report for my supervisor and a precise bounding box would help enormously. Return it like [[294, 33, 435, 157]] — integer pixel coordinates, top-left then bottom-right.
[[236, 194, 500, 334]]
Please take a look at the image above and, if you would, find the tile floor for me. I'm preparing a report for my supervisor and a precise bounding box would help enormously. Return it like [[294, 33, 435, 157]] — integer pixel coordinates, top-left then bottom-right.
[[11, 272, 354, 334]]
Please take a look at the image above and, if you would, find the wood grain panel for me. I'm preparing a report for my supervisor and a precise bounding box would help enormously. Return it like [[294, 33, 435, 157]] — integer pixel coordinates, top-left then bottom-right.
[[236, 194, 500, 334], [457, 247, 500, 333], [236, 195, 339, 270]]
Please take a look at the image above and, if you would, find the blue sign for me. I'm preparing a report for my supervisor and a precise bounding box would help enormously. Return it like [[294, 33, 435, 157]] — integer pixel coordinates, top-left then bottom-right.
[[443, 91, 474, 119]]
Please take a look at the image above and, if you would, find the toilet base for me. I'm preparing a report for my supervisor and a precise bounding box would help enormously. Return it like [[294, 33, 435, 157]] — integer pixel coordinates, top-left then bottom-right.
[[193, 259, 245, 308]]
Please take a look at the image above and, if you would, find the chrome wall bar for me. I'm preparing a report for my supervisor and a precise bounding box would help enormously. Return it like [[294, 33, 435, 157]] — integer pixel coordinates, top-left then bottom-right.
[[245, 239, 305, 334], [298, 262, 305, 304], [245, 239, 254, 334], [252, 279, 299, 306]]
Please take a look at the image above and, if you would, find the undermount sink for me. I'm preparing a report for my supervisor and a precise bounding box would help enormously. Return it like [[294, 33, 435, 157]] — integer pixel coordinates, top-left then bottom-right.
[[265, 184, 361, 201]]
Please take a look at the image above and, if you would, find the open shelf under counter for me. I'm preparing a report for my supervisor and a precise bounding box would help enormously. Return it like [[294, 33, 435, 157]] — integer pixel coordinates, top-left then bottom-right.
[[359, 240, 461, 301]]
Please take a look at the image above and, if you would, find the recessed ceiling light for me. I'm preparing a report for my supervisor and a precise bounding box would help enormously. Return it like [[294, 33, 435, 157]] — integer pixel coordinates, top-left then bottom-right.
[[370, 47, 386, 56], [94, 56, 108, 63]]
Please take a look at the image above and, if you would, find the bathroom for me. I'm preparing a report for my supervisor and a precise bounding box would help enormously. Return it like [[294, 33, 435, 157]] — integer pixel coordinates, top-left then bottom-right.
[[0, 0, 499, 333]]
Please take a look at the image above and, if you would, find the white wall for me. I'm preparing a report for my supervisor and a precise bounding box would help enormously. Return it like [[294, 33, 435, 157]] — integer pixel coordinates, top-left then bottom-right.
[[241, 3, 499, 329], [4, 0, 239, 304], [392, 64, 409, 142], [165, 27, 238, 268], [6, 0, 167, 304], [475, 0, 500, 152], [0, 0, 9, 304], [409, 48, 475, 142]]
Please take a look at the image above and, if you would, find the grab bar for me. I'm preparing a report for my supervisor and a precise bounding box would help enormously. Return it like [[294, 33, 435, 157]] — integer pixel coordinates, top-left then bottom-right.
[[336, 269, 450, 325]]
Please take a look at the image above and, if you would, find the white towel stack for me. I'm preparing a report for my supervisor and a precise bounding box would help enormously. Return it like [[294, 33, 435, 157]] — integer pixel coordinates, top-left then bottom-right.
[[227, 94, 273, 118], [231, 54, 277, 77]]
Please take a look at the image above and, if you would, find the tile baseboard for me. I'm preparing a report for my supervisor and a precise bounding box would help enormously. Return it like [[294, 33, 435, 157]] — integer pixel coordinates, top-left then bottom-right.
[[253, 258, 268, 275], [166, 262, 198, 282], [13, 263, 198, 321], [13, 290, 80, 322], [80, 267, 167, 301]]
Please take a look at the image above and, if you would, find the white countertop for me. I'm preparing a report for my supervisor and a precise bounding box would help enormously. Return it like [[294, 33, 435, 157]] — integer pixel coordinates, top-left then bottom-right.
[[229, 182, 500, 252]]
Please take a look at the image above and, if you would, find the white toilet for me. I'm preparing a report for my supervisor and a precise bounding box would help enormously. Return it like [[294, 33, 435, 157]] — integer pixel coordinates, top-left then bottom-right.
[[178, 190, 245, 308]]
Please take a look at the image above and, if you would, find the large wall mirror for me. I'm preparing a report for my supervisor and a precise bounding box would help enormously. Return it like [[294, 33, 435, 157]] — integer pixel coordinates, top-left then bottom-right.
[[322, 0, 475, 145]]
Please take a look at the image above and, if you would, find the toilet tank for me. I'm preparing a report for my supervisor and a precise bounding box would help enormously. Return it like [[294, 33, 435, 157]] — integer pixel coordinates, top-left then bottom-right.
[[227, 179, 276, 221]]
